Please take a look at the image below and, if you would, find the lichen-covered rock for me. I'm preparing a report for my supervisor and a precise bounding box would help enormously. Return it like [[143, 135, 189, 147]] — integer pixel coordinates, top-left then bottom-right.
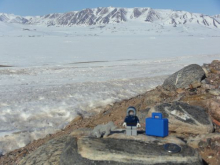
[[147, 102, 213, 134], [162, 64, 205, 91]]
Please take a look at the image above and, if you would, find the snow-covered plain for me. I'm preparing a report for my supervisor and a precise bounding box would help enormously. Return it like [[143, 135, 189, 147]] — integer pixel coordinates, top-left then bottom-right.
[[0, 21, 220, 154]]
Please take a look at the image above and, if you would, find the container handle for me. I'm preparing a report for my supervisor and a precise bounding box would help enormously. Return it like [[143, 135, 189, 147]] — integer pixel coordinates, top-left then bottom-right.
[[152, 113, 162, 119]]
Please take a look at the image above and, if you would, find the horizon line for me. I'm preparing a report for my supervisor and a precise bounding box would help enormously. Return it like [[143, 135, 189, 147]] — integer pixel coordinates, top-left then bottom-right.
[[1, 6, 219, 17]]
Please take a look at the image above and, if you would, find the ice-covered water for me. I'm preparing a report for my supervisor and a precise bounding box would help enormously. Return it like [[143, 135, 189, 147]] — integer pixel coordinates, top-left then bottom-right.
[[0, 22, 220, 154]]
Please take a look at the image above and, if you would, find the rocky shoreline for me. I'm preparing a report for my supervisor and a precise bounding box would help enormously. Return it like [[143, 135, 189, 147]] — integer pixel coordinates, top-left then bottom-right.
[[1, 60, 220, 165]]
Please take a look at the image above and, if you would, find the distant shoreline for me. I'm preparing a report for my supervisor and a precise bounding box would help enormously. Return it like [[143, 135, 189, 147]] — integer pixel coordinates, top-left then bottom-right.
[[0, 65, 12, 68]]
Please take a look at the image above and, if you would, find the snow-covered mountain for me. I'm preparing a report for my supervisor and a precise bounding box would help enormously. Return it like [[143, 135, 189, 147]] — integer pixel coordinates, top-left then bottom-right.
[[0, 7, 220, 28], [0, 13, 29, 24], [213, 14, 220, 21]]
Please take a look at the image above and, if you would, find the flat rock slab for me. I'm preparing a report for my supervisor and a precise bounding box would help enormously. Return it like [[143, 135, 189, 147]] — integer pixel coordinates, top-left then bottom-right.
[[107, 131, 186, 145], [75, 137, 202, 165], [148, 102, 213, 134]]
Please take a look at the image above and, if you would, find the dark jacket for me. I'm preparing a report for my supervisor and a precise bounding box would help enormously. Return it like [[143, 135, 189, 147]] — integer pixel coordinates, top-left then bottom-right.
[[124, 115, 140, 126]]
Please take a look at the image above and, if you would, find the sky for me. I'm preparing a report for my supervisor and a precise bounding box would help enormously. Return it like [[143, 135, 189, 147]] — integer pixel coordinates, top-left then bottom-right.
[[0, 0, 220, 16]]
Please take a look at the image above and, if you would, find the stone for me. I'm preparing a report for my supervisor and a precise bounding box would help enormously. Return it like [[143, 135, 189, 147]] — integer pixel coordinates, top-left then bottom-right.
[[106, 131, 186, 145], [162, 64, 205, 91], [187, 133, 220, 164], [187, 133, 220, 149], [202, 67, 209, 77], [146, 102, 213, 134], [209, 89, 220, 96], [76, 137, 203, 165], [190, 81, 201, 89], [18, 136, 68, 165], [201, 84, 216, 90], [211, 60, 220, 65], [91, 121, 116, 138], [206, 100, 220, 122], [210, 68, 220, 74], [176, 88, 185, 94]]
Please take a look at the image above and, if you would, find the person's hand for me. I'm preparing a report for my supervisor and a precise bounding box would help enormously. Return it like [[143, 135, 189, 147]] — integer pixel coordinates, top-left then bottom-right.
[[137, 123, 141, 127], [122, 122, 127, 127]]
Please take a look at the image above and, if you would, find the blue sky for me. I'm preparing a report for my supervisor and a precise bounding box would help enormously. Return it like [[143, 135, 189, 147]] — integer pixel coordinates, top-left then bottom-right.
[[0, 0, 220, 16]]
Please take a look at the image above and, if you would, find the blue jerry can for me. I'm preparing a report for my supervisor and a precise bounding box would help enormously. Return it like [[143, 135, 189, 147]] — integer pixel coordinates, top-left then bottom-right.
[[145, 112, 168, 137]]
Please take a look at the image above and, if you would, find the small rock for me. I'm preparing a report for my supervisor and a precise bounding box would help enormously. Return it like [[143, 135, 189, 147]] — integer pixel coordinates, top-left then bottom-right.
[[176, 88, 185, 94], [206, 100, 220, 122], [210, 60, 220, 67], [210, 68, 220, 74], [209, 89, 220, 96], [190, 81, 201, 89], [187, 133, 220, 148], [201, 84, 216, 90], [198, 141, 208, 148], [91, 121, 116, 138]]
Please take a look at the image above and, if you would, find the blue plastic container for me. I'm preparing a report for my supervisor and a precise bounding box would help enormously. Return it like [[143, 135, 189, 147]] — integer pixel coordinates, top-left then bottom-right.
[[145, 112, 168, 137]]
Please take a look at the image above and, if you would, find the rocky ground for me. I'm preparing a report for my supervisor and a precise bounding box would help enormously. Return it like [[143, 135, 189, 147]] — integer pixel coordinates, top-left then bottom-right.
[[1, 61, 220, 165]]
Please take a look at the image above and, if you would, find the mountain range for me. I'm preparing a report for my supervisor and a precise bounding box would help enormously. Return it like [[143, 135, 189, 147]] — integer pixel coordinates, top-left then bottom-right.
[[0, 7, 220, 28]]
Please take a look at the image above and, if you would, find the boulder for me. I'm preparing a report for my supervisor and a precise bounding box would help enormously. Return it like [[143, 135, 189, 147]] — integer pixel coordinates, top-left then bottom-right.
[[162, 64, 205, 91], [147, 102, 213, 134]]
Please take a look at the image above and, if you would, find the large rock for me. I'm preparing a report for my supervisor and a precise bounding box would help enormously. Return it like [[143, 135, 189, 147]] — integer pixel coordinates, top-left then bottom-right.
[[76, 137, 202, 165], [147, 102, 213, 134], [19, 131, 203, 165], [162, 64, 205, 91], [18, 135, 68, 165]]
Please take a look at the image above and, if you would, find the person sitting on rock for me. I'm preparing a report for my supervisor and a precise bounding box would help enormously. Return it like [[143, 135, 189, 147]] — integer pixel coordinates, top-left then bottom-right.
[[123, 106, 141, 136]]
